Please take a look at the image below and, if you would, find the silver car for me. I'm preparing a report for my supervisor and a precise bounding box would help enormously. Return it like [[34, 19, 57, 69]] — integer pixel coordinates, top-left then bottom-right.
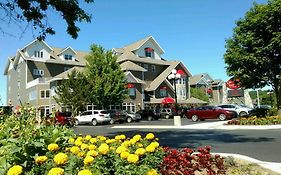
[[74, 110, 111, 126], [125, 111, 141, 123]]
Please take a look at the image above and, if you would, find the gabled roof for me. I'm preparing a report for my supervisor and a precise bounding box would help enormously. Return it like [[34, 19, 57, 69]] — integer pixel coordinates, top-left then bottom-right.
[[21, 39, 53, 51], [120, 61, 147, 72], [189, 73, 213, 86], [125, 72, 145, 84], [57, 46, 77, 55], [4, 57, 14, 75], [122, 36, 164, 54], [145, 61, 180, 91]]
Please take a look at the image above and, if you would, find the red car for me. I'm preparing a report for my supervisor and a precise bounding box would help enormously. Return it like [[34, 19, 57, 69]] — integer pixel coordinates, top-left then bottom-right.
[[186, 106, 235, 122], [46, 112, 74, 126]]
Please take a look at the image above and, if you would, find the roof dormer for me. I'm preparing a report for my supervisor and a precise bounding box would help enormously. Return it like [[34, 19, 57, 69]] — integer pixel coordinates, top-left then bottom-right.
[[57, 46, 77, 61], [21, 39, 53, 61]]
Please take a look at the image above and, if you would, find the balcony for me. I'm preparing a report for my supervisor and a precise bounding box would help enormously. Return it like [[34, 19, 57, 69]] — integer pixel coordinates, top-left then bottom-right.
[[26, 77, 51, 89]]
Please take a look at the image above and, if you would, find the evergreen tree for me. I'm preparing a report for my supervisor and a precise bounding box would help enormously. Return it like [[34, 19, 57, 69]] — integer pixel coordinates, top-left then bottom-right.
[[85, 45, 128, 109], [190, 88, 209, 102], [54, 69, 90, 116]]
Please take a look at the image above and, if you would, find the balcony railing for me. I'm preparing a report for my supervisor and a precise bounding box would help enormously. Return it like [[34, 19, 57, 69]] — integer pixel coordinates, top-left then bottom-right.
[[26, 77, 51, 89]]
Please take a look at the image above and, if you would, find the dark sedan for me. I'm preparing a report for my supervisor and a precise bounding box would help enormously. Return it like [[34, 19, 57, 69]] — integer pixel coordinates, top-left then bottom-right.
[[186, 105, 235, 122]]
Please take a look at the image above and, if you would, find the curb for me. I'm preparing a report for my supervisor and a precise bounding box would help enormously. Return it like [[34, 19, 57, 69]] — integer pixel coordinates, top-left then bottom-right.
[[216, 153, 281, 174]]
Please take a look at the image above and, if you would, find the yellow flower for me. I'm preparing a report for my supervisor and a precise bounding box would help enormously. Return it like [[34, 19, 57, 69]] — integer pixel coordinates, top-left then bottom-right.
[[78, 169, 92, 175], [106, 139, 116, 144], [35, 156, 48, 165], [116, 146, 127, 154], [121, 140, 131, 147], [54, 153, 68, 165], [127, 154, 139, 163], [89, 138, 97, 144], [84, 156, 94, 165], [145, 145, 155, 153], [87, 150, 98, 157], [120, 151, 130, 159], [75, 140, 83, 147], [98, 143, 109, 155], [88, 145, 96, 150], [115, 134, 126, 140], [85, 135, 92, 140], [97, 136, 106, 141], [81, 144, 89, 150], [7, 165, 23, 175], [48, 167, 64, 175], [70, 146, 80, 155], [147, 169, 158, 175], [68, 138, 75, 144], [133, 134, 142, 141], [78, 152, 86, 157], [150, 142, 159, 148], [48, 143, 59, 152], [146, 133, 155, 140], [137, 143, 143, 147], [135, 148, 146, 156]]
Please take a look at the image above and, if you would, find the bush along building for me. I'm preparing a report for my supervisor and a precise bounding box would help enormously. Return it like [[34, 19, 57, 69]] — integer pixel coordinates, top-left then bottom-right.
[[4, 36, 196, 116]]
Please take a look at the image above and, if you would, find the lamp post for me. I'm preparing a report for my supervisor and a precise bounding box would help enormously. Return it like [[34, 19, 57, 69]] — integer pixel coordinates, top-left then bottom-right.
[[168, 69, 181, 110]]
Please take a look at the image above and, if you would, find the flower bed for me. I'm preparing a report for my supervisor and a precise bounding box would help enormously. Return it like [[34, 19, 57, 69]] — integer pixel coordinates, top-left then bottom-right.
[[1, 105, 226, 175], [227, 116, 281, 125]]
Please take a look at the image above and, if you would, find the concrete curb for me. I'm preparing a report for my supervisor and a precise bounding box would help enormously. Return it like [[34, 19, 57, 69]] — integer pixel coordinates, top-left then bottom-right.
[[216, 153, 281, 174]]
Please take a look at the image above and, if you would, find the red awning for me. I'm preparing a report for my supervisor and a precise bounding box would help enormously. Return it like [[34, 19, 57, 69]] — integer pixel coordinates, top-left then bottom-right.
[[127, 83, 135, 88], [161, 97, 175, 104], [207, 88, 212, 93], [176, 69, 186, 76], [145, 47, 154, 52], [226, 78, 240, 89], [160, 86, 167, 90]]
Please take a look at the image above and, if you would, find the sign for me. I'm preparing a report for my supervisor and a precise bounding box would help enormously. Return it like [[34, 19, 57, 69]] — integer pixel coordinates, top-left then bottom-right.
[[226, 78, 240, 89], [228, 89, 244, 97]]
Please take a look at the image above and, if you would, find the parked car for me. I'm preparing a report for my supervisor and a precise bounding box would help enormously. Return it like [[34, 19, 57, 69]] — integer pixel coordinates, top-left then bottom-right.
[[177, 107, 190, 118], [136, 109, 160, 121], [160, 108, 177, 119], [186, 105, 236, 122], [125, 111, 142, 123], [74, 110, 111, 126], [217, 104, 252, 117], [248, 105, 271, 117], [54, 111, 74, 126], [107, 110, 127, 124]]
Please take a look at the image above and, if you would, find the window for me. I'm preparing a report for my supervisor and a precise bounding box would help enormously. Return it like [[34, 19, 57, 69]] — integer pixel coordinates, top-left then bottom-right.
[[40, 90, 50, 99], [122, 103, 135, 113], [160, 88, 167, 97], [40, 106, 50, 117], [144, 64, 148, 70], [145, 47, 154, 57], [64, 54, 73, 60], [33, 69, 44, 76], [151, 65, 156, 72], [128, 88, 136, 96], [34, 51, 43, 58]]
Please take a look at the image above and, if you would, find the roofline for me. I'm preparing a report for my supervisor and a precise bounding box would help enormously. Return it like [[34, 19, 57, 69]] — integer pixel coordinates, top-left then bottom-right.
[[57, 46, 77, 55], [21, 39, 53, 51], [129, 36, 165, 54]]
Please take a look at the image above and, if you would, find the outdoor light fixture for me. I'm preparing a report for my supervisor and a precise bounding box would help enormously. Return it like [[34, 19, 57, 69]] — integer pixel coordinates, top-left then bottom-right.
[[168, 69, 182, 110]]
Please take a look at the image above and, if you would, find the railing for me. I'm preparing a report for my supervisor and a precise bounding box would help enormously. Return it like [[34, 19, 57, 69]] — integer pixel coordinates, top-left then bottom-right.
[[26, 77, 51, 88]]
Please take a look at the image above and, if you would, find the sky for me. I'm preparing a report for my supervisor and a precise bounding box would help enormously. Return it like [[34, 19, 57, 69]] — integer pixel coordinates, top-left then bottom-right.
[[0, 0, 267, 105]]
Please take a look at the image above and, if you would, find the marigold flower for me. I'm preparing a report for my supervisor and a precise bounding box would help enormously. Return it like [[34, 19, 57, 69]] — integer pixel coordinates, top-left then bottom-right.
[[116, 146, 127, 154], [115, 134, 126, 140], [146, 145, 155, 153], [78, 152, 86, 157], [120, 151, 130, 159], [81, 144, 89, 150], [78, 169, 92, 175], [133, 134, 142, 141], [89, 138, 97, 144], [127, 154, 139, 163], [85, 135, 92, 140], [68, 138, 75, 143], [7, 165, 23, 175], [146, 133, 155, 140], [70, 146, 80, 155], [84, 156, 94, 165], [48, 167, 64, 175], [48, 143, 59, 152], [54, 153, 68, 165], [88, 145, 96, 150], [98, 143, 109, 155], [150, 142, 159, 148], [75, 140, 83, 147], [135, 148, 146, 156], [147, 169, 158, 175], [35, 156, 48, 165], [87, 150, 98, 157]]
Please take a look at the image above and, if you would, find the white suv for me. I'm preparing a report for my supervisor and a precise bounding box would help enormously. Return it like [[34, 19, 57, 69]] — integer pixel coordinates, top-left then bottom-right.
[[217, 104, 252, 117], [75, 110, 111, 126]]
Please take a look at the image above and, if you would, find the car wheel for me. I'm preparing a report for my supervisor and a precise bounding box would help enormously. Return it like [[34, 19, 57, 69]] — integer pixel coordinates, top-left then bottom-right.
[[126, 117, 133, 123], [74, 119, 79, 126], [109, 119, 115, 125], [148, 116, 153, 121], [191, 115, 199, 122], [219, 114, 227, 121], [239, 111, 247, 117], [165, 115, 170, 119], [92, 119, 98, 126]]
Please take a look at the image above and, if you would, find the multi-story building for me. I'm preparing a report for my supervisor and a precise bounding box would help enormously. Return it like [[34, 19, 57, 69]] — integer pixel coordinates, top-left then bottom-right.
[[4, 36, 192, 116]]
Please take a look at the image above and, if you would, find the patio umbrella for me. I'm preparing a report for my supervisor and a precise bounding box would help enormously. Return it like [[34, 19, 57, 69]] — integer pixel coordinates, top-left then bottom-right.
[[161, 97, 175, 104]]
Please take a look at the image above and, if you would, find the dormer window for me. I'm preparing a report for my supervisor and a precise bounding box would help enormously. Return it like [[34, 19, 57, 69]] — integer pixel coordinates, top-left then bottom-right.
[[34, 51, 43, 58], [64, 54, 73, 60], [145, 47, 154, 58]]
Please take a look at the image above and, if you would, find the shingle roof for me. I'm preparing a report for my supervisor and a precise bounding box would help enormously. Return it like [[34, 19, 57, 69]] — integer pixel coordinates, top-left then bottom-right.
[[123, 36, 151, 51], [48, 67, 84, 82], [120, 61, 147, 72]]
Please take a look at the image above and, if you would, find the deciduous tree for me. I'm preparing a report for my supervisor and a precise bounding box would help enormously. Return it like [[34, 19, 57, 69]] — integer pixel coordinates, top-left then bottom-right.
[[224, 0, 281, 114], [0, 0, 93, 39]]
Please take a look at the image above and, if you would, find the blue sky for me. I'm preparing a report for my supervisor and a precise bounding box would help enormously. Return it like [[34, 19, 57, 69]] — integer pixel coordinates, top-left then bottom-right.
[[0, 0, 267, 104]]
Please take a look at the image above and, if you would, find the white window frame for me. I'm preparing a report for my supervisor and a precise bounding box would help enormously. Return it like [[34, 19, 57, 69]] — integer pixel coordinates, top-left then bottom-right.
[[34, 51, 43, 58], [122, 103, 135, 113], [151, 65, 156, 72], [40, 90, 50, 99], [64, 54, 73, 60], [33, 69, 44, 76]]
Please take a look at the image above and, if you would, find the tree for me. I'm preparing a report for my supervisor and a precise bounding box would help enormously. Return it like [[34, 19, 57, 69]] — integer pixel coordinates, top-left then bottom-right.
[[224, 0, 281, 114], [0, 0, 93, 39], [190, 88, 209, 102], [85, 45, 128, 109], [54, 69, 90, 116]]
